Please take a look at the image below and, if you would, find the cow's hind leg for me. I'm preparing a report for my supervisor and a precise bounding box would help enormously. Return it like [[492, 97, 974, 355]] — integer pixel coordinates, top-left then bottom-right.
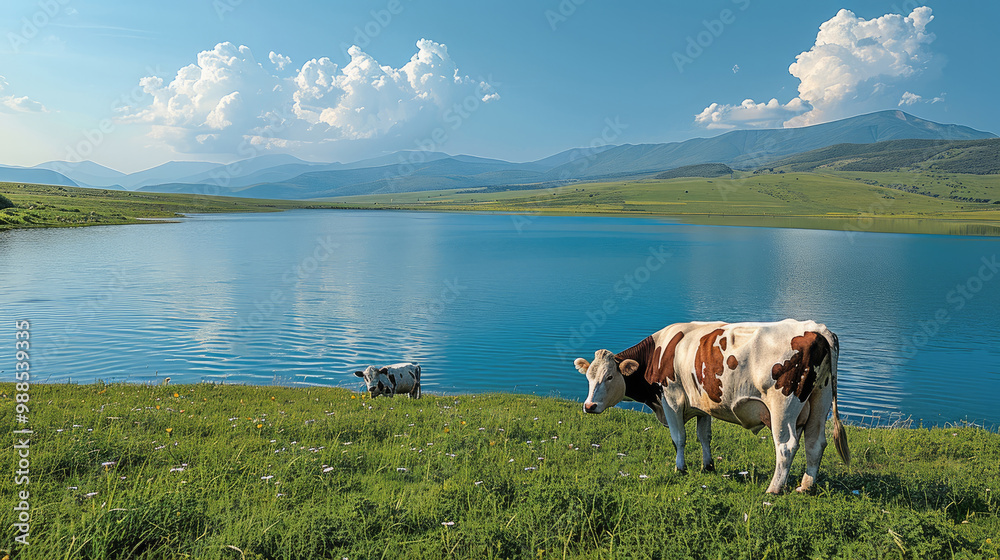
[[766, 411, 802, 494], [409, 366, 421, 399], [796, 388, 832, 493], [696, 414, 714, 471]]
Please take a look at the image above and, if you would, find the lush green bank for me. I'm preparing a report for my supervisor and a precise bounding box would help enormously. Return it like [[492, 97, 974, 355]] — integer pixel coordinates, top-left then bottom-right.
[[329, 171, 1000, 236], [5, 170, 1000, 236], [2, 383, 997, 559], [0, 183, 346, 231]]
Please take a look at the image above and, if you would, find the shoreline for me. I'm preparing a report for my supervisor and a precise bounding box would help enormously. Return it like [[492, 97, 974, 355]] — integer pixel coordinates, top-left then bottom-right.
[[3, 180, 999, 237]]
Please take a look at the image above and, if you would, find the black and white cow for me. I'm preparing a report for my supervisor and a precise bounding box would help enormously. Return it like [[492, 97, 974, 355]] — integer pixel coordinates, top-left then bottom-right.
[[574, 319, 849, 494], [354, 363, 421, 398]]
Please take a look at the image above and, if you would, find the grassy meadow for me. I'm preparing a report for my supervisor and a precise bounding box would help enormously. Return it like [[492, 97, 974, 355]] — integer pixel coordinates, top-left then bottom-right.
[[4, 170, 1000, 236], [329, 171, 1000, 236], [1, 383, 997, 559], [0, 183, 345, 231]]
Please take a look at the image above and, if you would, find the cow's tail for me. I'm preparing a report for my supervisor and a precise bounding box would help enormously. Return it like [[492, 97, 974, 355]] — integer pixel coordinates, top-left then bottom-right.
[[828, 331, 850, 466]]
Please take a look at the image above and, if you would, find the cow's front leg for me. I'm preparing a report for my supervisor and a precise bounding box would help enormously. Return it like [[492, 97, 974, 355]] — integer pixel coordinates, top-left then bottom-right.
[[663, 407, 688, 473], [766, 418, 801, 494], [696, 414, 714, 471]]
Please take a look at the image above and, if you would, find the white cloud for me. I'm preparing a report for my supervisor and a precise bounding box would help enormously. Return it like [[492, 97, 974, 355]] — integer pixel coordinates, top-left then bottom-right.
[[898, 91, 922, 106], [122, 39, 498, 155], [696, 7, 937, 129], [0, 76, 47, 113], [269, 51, 292, 71], [695, 98, 811, 130]]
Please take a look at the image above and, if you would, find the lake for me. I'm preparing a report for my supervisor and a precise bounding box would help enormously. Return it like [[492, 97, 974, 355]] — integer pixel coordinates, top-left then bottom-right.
[[2, 210, 998, 427]]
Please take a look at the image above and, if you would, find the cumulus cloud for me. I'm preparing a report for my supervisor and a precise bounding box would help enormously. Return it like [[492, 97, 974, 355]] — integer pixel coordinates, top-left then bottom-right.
[[0, 76, 47, 113], [269, 51, 292, 71], [121, 39, 498, 155], [696, 7, 938, 129], [695, 98, 811, 130], [898, 91, 922, 106]]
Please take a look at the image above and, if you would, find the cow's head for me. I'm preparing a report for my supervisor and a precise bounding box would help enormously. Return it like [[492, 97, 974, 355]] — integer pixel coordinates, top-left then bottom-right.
[[574, 349, 639, 414], [353, 366, 393, 397]]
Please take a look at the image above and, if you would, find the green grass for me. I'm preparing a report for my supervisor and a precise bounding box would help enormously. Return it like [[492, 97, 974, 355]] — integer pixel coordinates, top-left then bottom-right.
[[2, 383, 998, 559], [0, 183, 346, 231], [328, 171, 1000, 236], [4, 171, 1000, 236]]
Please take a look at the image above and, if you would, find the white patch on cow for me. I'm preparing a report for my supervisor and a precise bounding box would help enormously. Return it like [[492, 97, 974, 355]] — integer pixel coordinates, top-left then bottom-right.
[[577, 349, 630, 414]]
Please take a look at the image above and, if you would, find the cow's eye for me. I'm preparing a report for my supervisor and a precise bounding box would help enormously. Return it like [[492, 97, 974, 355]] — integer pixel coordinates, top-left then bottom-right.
[[606, 375, 614, 382]]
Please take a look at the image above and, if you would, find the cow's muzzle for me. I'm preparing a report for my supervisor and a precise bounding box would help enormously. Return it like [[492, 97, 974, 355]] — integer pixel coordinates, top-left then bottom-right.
[[583, 402, 600, 414]]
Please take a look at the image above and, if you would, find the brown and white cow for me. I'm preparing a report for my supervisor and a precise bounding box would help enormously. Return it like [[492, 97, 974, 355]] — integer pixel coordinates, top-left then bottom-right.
[[574, 319, 849, 494], [354, 363, 421, 398]]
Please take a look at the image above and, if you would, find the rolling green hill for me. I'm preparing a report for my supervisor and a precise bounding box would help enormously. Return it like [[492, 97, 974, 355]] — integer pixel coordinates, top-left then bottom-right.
[[655, 163, 734, 179], [329, 169, 1000, 236], [765, 138, 1000, 174]]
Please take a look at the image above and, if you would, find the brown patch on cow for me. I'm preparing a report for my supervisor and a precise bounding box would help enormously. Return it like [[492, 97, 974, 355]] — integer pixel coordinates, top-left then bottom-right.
[[719, 337, 727, 351], [771, 331, 830, 402], [760, 407, 772, 429], [727, 355, 738, 370], [694, 329, 726, 403], [646, 332, 685, 385]]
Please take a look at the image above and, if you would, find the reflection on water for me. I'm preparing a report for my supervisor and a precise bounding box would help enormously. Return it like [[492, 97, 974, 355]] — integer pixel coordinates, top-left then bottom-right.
[[1, 210, 998, 427]]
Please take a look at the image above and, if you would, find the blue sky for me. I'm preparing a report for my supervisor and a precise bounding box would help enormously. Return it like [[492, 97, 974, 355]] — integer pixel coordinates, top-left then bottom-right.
[[0, 0, 996, 172]]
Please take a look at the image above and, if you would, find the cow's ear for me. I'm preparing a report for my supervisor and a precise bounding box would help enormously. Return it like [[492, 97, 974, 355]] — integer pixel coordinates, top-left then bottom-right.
[[574, 358, 591, 375], [619, 359, 640, 376], [353, 371, 365, 378]]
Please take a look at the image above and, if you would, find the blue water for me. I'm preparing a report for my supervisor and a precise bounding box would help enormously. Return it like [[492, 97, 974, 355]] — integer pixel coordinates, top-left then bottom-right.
[[1, 210, 998, 427]]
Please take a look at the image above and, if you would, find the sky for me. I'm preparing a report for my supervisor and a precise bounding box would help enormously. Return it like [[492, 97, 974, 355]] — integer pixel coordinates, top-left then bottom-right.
[[0, 0, 997, 173]]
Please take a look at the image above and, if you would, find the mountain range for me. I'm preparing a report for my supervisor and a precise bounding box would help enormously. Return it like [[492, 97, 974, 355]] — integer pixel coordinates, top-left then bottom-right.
[[0, 110, 994, 200]]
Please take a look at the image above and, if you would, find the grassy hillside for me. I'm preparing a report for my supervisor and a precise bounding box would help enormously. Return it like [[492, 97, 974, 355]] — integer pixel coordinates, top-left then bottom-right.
[[654, 163, 733, 180], [765, 138, 1000, 175], [5, 170, 1000, 237], [1, 383, 997, 559], [329, 170, 1000, 236], [0, 183, 344, 231]]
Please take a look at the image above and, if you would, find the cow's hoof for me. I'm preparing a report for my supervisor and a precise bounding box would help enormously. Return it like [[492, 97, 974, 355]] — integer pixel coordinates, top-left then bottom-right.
[[794, 485, 814, 494], [702, 463, 715, 472], [675, 467, 688, 475]]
